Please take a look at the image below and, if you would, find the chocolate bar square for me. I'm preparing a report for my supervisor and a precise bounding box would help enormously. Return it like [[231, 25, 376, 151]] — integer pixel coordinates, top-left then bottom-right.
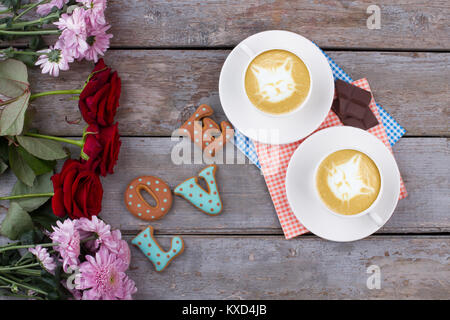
[[333, 80, 379, 130]]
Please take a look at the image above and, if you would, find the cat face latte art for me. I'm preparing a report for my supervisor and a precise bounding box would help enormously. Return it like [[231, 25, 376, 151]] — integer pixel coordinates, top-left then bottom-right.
[[244, 49, 311, 115], [315, 149, 381, 215]]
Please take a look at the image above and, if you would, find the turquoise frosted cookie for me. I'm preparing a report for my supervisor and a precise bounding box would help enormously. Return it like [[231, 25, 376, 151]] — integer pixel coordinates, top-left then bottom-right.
[[174, 164, 222, 215], [132, 226, 184, 272]]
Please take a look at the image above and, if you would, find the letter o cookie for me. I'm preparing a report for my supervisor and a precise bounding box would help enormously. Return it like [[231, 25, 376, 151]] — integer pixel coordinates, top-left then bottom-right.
[[124, 176, 173, 221]]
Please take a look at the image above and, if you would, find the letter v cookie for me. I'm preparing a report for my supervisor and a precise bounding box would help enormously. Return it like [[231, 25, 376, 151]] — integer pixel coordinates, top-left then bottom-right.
[[132, 226, 184, 272], [174, 164, 222, 215]]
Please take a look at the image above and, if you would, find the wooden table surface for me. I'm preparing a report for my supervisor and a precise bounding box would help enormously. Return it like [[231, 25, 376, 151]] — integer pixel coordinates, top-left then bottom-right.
[[1, 0, 449, 299]]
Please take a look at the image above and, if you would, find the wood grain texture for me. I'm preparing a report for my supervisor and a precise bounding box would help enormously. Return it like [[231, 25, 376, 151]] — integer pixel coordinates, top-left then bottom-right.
[[126, 235, 450, 299], [105, 0, 450, 49], [1, 137, 448, 234], [27, 50, 450, 137]]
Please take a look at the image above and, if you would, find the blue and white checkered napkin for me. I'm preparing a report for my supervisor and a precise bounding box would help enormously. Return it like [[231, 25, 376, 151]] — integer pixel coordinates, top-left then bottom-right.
[[233, 47, 406, 169]]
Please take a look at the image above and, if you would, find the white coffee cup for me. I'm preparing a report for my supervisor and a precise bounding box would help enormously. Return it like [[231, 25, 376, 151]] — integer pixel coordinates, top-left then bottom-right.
[[313, 147, 385, 226], [239, 43, 313, 118]]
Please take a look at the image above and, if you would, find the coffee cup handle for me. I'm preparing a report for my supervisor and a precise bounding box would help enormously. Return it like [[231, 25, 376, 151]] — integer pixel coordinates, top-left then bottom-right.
[[369, 211, 384, 227]]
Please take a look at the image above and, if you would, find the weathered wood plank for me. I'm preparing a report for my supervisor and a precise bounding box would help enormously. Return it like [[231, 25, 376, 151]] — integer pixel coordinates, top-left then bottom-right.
[[1, 137, 448, 234], [105, 0, 450, 49], [126, 235, 450, 299], [27, 50, 450, 137]]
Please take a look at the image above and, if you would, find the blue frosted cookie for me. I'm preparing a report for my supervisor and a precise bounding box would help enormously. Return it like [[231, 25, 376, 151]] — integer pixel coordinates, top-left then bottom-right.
[[132, 226, 184, 272], [174, 165, 222, 215]]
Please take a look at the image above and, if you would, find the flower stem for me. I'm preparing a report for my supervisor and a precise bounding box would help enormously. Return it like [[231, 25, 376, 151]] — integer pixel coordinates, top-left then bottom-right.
[[0, 263, 40, 272], [0, 12, 60, 29], [3, 49, 43, 56], [0, 274, 47, 296], [0, 29, 60, 36], [0, 4, 34, 14], [25, 132, 84, 148], [0, 242, 57, 254], [13, 0, 49, 22], [0, 193, 54, 201], [30, 89, 82, 101]]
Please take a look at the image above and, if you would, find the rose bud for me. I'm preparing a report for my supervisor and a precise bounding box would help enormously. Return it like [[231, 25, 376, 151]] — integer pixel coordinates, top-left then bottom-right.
[[51, 159, 103, 219], [79, 58, 121, 127], [82, 123, 121, 176]]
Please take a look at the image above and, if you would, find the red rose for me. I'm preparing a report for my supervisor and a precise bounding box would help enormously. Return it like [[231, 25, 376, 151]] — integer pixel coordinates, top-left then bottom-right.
[[79, 59, 121, 127], [51, 159, 103, 219], [82, 123, 121, 176]]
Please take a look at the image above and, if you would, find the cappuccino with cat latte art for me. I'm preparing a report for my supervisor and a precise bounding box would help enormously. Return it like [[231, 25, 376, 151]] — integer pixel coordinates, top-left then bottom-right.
[[244, 49, 311, 115], [315, 149, 381, 215]]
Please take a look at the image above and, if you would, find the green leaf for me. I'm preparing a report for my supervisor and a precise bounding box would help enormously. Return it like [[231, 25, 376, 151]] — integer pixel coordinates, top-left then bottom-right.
[[0, 59, 29, 84], [0, 90, 30, 136], [30, 201, 59, 232], [11, 171, 53, 212], [19, 228, 45, 245], [0, 138, 8, 162], [17, 147, 55, 175], [17, 136, 67, 160], [8, 144, 35, 187], [0, 78, 27, 100], [12, 54, 37, 68], [0, 159, 7, 175], [0, 202, 34, 240]]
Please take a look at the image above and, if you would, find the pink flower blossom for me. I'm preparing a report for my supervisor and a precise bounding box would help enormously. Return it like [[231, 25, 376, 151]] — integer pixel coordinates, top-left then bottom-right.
[[35, 46, 73, 77], [54, 7, 89, 59], [77, 247, 137, 300], [36, 0, 69, 16], [77, 216, 117, 253], [50, 219, 81, 272], [84, 23, 113, 62], [78, 0, 107, 25], [111, 229, 130, 272], [28, 245, 57, 274]]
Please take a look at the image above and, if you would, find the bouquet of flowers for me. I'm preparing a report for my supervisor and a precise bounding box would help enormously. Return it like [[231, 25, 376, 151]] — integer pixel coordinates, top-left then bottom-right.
[[0, 216, 136, 299], [0, 0, 130, 300], [0, 0, 112, 76], [0, 58, 121, 239]]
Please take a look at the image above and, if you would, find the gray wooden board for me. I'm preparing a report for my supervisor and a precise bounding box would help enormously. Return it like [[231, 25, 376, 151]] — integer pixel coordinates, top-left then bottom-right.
[[126, 235, 450, 299], [1, 137, 448, 234], [27, 50, 450, 137], [105, 0, 450, 49]]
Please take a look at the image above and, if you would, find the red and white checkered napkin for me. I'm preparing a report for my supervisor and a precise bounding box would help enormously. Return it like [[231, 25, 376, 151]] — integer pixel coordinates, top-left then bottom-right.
[[253, 78, 408, 239]]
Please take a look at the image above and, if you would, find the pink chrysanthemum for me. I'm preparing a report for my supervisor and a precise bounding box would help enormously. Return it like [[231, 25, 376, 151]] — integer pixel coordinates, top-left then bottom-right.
[[54, 7, 89, 59], [36, 0, 69, 16], [84, 23, 113, 62], [35, 46, 73, 77], [77, 247, 137, 300], [111, 229, 130, 272], [50, 219, 81, 272], [78, 0, 107, 25], [28, 245, 57, 274], [77, 216, 118, 253]]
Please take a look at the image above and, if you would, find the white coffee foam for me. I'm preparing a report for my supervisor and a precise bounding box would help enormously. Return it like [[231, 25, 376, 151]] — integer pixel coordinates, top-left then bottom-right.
[[251, 58, 297, 103], [326, 155, 375, 202]]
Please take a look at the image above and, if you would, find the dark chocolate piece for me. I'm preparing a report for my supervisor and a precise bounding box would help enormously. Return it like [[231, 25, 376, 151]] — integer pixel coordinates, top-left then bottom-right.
[[332, 80, 379, 130]]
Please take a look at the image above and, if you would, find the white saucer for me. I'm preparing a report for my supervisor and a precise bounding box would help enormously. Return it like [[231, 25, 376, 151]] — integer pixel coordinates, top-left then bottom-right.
[[285, 127, 401, 242], [219, 30, 334, 145]]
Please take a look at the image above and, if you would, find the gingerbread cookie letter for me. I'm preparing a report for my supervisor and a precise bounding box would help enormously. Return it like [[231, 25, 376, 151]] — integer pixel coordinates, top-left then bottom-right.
[[174, 165, 222, 215], [177, 104, 234, 157], [124, 176, 173, 221], [132, 226, 184, 272]]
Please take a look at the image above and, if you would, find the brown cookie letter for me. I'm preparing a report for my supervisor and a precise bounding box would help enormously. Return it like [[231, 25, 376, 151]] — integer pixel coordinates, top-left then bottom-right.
[[124, 176, 173, 221], [177, 104, 234, 157]]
